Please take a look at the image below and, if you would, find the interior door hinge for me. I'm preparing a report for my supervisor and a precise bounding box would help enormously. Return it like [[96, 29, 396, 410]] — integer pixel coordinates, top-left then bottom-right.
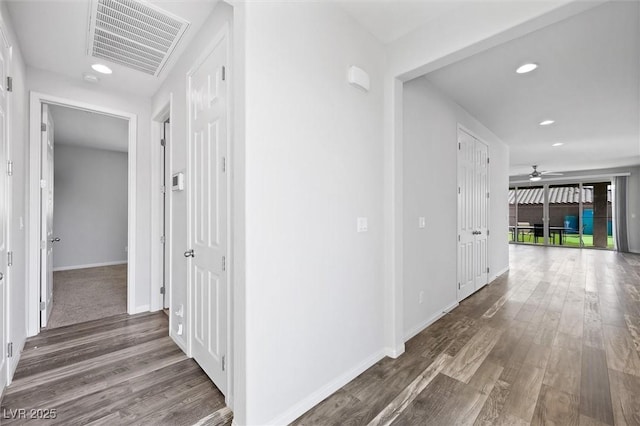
[[40, 240, 46, 250], [487, 192, 490, 198], [458, 187, 461, 194], [160, 235, 166, 244], [7, 342, 13, 358], [222, 355, 226, 371], [161, 185, 166, 194], [7, 251, 13, 267], [160, 138, 166, 147], [222, 66, 226, 81], [6, 76, 12, 92], [160, 286, 165, 295], [487, 229, 490, 236], [41, 123, 47, 132], [458, 283, 461, 290], [222, 157, 226, 173], [487, 267, 490, 274], [487, 157, 490, 164], [40, 301, 45, 311], [222, 256, 226, 272], [7, 161, 13, 176], [458, 235, 460, 242]]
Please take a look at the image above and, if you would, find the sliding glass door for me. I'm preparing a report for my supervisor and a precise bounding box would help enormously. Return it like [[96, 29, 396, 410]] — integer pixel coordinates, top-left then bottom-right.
[[547, 183, 580, 246], [581, 182, 614, 249], [508, 182, 615, 249]]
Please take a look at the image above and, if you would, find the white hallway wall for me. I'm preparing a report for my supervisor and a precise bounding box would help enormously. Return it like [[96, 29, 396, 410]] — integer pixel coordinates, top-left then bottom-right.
[[53, 144, 128, 270], [241, 2, 386, 424], [26, 67, 152, 313], [402, 77, 509, 338], [0, 0, 29, 378]]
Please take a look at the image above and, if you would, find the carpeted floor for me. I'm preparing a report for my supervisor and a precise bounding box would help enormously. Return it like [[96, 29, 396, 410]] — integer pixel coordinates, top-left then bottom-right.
[[47, 264, 127, 329]]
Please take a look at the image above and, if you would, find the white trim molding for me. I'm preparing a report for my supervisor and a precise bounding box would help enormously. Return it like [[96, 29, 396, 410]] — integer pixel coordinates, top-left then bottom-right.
[[404, 301, 459, 342], [267, 349, 387, 426], [53, 261, 127, 272], [27, 91, 137, 336]]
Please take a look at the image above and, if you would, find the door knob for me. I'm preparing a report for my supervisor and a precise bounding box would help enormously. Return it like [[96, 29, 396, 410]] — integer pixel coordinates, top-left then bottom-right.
[[184, 249, 195, 258], [0, 272, 3, 281], [51, 237, 61, 243]]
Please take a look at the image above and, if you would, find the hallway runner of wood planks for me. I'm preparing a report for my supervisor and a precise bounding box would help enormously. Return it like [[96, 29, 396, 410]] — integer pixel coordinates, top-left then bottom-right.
[[1, 312, 232, 425], [294, 246, 640, 425]]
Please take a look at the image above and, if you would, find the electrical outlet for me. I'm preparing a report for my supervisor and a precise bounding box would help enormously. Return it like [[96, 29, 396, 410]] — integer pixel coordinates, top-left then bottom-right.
[[357, 217, 368, 233], [418, 217, 426, 228]]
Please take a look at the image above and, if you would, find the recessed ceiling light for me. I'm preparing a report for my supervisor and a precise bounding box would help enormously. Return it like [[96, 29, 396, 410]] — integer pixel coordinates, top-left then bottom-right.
[[91, 63, 112, 74], [539, 120, 555, 126], [516, 63, 538, 74], [552, 142, 564, 147]]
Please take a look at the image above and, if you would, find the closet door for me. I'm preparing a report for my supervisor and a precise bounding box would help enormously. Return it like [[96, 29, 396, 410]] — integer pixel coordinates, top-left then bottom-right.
[[457, 129, 489, 301]]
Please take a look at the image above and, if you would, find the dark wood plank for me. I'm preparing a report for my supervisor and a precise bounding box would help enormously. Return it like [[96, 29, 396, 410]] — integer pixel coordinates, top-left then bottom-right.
[[580, 346, 614, 425], [608, 369, 640, 426], [1, 312, 231, 425], [531, 384, 579, 426], [543, 344, 581, 396]]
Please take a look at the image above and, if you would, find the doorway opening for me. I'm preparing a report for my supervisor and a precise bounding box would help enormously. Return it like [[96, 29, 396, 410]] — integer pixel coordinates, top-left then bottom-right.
[[42, 104, 130, 328], [28, 92, 138, 336]]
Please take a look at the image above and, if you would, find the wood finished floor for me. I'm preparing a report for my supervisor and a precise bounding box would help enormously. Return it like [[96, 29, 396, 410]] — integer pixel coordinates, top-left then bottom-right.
[[294, 245, 640, 425], [1, 312, 232, 426]]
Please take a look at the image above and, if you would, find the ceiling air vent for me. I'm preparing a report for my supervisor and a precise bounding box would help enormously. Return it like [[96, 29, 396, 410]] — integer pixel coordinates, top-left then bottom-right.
[[87, 0, 189, 76]]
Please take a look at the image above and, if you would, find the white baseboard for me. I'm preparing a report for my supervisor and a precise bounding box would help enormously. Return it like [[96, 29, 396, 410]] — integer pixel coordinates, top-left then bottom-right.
[[130, 304, 150, 315], [384, 343, 405, 359], [53, 260, 127, 272], [404, 300, 459, 341], [490, 266, 510, 283], [267, 349, 386, 426]]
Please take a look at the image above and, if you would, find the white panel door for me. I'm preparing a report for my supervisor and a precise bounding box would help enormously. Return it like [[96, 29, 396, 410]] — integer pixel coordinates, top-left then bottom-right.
[[187, 35, 228, 395], [458, 130, 475, 300], [457, 129, 489, 301], [473, 139, 489, 290], [0, 32, 8, 389], [40, 104, 55, 328]]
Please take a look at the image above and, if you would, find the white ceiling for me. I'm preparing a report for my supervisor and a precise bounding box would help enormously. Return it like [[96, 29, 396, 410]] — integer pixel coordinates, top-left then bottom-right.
[[337, 1, 462, 44], [423, 1, 640, 177], [49, 105, 129, 152], [5, 0, 218, 97]]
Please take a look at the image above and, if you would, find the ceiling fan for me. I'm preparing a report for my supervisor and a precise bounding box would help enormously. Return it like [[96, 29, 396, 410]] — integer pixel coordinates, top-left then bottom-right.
[[529, 165, 563, 181]]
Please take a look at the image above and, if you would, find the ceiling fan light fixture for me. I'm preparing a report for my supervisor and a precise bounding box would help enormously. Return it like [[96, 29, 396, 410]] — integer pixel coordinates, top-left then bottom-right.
[[552, 142, 564, 147], [530, 176, 542, 182], [91, 63, 112, 74], [539, 119, 555, 126], [516, 63, 538, 74]]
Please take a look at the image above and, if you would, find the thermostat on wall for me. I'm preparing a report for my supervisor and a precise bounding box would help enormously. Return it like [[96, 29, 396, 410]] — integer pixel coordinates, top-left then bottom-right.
[[172, 172, 184, 191]]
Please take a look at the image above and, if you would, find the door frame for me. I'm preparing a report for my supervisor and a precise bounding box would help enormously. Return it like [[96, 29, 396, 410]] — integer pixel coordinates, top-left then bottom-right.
[[456, 125, 490, 302], [185, 23, 233, 401], [151, 97, 172, 314], [27, 92, 137, 336], [0, 23, 10, 392]]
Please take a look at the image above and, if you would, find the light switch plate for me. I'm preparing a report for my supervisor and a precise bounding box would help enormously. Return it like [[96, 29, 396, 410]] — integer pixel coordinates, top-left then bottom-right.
[[357, 217, 368, 232], [418, 217, 426, 228]]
